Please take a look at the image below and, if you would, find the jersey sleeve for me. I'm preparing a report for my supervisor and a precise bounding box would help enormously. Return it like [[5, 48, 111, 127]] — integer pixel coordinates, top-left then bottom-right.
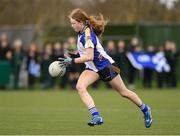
[[84, 28, 94, 49]]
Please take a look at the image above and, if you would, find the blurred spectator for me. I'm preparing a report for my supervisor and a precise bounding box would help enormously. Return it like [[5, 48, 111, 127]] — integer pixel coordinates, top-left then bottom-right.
[[143, 45, 155, 88], [115, 40, 127, 80], [0, 33, 12, 61], [1, 33, 179, 90], [41, 42, 54, 89], [27, 42, 40, 89], [0, 33, 12, 89], [53, 42, 64, 60], [53, 41, 70, 89], [164, 41, 179, 88], [18, 57, 28, 89], [105, 40, 117, 88], [11, 39, 25, 89], [156, 46, 166, 88], [67, 36, 77, 52], [128, 37, 141, 52], [105, 40, 116, 59], [127, 37, 141, 90]]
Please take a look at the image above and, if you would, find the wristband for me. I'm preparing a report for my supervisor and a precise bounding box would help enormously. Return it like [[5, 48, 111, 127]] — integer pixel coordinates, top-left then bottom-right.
[[71, 58, 75, 65]]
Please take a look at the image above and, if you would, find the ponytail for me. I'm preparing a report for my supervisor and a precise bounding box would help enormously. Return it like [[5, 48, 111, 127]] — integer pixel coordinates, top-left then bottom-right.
[[89, 14, 107, 37]]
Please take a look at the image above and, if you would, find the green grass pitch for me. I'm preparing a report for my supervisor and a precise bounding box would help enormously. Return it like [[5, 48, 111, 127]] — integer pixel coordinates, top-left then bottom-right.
[[0, 88, 180, 135]]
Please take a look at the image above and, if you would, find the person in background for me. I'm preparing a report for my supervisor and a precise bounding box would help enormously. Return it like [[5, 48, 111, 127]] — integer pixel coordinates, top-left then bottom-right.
[[105, 40, 116, 59], [164, 41, 179, 88], [53, 42, 64, 60], [143, 45, 155, 88], [12, 39, 25, 89], [67, 37, 77, 52], [53, 41, 68, 89], [0, 33, 12, 89], [41, 42, 54, 89], [116, 40, 127, 80], [105, 40, 117, 88], [156, 46, 166, 88], [127, 37, 141, 90], [27, 42, 40, 89], [0, 33, 12, 61]]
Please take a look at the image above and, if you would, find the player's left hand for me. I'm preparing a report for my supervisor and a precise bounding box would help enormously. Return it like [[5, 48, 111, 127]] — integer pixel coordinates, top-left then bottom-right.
[[58, 55, 74, 66]]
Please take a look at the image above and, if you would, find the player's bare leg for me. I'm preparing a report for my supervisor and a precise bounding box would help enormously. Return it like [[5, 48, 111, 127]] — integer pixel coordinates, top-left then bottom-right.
[[109, 75, 152, 128], [76, 70, 103, 126], [76, 70, 99, 108], [109, 75, 142, 106]]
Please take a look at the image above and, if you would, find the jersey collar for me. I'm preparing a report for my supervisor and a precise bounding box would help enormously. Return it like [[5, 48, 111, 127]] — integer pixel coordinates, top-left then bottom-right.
[[78, 25, 88, 35]]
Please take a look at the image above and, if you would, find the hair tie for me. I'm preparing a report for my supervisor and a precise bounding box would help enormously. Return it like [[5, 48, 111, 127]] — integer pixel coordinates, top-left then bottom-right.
[[85, 20, 90, 25]]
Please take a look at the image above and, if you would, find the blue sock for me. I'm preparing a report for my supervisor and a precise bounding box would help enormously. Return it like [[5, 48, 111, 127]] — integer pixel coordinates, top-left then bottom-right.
[[89, 107, 100, 117], [140, 103, 148, 114]]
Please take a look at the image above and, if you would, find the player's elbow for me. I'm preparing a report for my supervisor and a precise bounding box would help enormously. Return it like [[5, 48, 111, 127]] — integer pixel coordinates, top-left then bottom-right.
[[85, 55, 93, 61], [88, 56, 94, 61]]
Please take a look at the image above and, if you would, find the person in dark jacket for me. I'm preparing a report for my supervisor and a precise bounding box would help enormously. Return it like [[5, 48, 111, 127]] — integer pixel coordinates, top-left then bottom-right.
[[127, 37, 141, 90], [115, 40, 127, 80], [12, 39, 25, 89], [0, 33, 12, 61], [26, 42, 40, 89], [164, 41, 179, 88], [143, 45, 155, 88], [41, 42, 54, 89]]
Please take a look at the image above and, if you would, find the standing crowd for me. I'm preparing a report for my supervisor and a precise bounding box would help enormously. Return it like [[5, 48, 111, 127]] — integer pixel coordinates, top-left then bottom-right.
[[0, 33, 179, 90]]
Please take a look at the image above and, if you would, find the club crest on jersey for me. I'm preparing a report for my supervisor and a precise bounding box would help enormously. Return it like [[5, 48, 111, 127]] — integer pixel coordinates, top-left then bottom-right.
[[98, 54, 103, 61]]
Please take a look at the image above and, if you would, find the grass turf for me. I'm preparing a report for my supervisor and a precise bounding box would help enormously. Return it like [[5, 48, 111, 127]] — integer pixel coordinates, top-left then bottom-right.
[[0, 88, 180, 135]]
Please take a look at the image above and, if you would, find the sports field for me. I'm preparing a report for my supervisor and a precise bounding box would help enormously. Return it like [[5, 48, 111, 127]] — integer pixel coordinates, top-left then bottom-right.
[[0, 88, 180, 135]]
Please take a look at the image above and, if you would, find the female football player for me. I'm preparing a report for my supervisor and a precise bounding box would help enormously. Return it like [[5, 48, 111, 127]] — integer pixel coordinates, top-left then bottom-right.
[[59, 8, 152, 128]]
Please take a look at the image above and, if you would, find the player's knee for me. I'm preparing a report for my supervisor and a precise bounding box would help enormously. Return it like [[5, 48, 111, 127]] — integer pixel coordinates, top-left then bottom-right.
[[76, 84, 86, 93]]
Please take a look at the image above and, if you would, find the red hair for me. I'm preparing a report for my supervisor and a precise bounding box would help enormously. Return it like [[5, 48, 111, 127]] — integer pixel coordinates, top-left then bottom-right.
[[69, 8, 107, 36]]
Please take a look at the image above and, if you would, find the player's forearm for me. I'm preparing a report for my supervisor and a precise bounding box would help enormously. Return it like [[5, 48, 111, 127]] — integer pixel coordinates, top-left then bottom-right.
[[74, 54, 93, 64]]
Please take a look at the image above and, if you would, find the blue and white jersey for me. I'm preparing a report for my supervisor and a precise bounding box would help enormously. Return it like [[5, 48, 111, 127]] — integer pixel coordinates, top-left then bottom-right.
[[77, 26, 114, 72]]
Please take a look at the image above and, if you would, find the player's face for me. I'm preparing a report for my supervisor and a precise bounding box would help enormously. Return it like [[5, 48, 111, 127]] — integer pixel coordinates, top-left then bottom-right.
[[70, 18, 84, 32]]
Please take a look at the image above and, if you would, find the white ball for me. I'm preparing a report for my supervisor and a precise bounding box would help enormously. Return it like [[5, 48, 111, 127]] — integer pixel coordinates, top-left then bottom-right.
[[48, 61, 66, 77]]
